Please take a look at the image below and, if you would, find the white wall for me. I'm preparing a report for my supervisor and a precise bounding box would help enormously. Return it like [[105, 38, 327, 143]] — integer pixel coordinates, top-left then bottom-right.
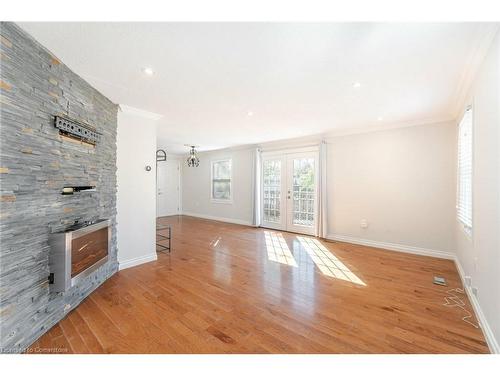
[[455, 31, 500, 352], [181, 147, 254, 225], [116, 108, 158, 270], [327, 122, 457, 256]]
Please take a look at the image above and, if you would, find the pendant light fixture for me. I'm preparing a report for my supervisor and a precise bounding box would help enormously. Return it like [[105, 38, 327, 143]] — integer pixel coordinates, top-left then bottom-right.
[[185, 145, 200, 167]]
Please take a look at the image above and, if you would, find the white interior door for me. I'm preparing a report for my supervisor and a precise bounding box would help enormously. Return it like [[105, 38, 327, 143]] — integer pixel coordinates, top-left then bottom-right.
[[261, 151, 318, 235], [157, 159, 180, 217]]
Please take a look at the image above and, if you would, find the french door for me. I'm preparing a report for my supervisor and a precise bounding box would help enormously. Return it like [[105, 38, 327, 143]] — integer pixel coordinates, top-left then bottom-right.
[[261, 151, 318, 235]]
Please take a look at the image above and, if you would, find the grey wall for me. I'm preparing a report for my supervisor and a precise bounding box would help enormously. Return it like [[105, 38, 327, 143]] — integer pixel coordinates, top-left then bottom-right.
[[0, 22, 118, 352], [181, 147, 255, 226]]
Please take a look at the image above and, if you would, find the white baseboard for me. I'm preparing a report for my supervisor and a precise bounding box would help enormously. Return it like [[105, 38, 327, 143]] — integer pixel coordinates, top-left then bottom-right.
[[181, 211, 254, 227], [118, 253, 158, 271], [157, 212, 179, 218], [326, 234, 455, 259], [454, 256, 499, 354]]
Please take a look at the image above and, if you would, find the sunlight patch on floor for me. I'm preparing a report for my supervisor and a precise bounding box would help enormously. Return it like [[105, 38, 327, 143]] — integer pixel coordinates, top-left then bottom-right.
[[210, 236, 222, 248], [265, 231, 298, 267], [297, 236, 366, 286]]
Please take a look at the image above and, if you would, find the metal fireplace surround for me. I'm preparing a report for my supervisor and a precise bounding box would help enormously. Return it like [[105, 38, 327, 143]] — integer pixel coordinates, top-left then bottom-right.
[[48, 219, 110, 293]]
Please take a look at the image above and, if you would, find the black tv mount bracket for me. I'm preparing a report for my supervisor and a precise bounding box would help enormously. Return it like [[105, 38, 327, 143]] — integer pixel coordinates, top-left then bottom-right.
[[54, 115, 101, 145]]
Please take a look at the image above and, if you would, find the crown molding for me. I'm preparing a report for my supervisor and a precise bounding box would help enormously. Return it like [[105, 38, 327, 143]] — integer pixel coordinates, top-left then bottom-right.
[[119, 104, 163, 121], [258, 133, 323, 151], [451, 24, 500, 117], [171, 116, 456, 155], [323, 115, 455, 140], [193, 143, 259, 156]]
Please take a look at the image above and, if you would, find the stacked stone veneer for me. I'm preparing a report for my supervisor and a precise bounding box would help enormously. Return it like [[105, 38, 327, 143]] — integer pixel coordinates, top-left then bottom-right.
[[0, 22, 119, 352]]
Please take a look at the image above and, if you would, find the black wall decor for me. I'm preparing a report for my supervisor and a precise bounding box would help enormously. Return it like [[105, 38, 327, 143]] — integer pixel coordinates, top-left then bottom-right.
[[54, 115, 101, 145], [156, 149, 167, 162]]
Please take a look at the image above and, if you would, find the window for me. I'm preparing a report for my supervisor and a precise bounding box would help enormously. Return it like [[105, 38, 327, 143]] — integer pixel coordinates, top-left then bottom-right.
[[211, 159, 232, 202], [457, 107, 473, 232]]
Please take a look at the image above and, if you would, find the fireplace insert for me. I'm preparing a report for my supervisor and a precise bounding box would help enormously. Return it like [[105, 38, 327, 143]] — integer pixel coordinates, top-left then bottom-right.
[[48, 219, 110, 292]]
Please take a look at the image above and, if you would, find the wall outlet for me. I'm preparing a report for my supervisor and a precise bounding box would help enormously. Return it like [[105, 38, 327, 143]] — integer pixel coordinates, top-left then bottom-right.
[[360, 219, 369, 229]]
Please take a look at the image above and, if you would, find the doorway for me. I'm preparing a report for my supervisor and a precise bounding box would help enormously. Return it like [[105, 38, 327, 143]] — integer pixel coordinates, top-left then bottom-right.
[[157, 158, 181, 217], [261, 150, 318, 235]]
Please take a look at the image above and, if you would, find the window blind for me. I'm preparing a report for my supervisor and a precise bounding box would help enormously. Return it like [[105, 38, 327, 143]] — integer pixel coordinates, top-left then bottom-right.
[[457, 107, 473, 230]]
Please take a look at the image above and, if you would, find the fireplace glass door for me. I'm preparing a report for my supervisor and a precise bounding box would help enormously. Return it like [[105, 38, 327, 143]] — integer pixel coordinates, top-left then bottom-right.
[[71, 227, 108, 278]]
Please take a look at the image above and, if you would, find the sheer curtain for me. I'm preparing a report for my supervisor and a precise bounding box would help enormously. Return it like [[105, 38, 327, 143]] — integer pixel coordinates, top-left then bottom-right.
[[252, 147, 262, 227], [316, 140, 328, 237]]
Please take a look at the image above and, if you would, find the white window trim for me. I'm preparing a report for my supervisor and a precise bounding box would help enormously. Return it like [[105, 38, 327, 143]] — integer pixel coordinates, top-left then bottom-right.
[[456, 105, 473, 238], [210, 158, 233, 204]]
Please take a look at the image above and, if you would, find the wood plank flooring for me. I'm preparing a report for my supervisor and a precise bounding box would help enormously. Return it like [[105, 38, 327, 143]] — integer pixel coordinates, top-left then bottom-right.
[[28, 215, 489, 353]]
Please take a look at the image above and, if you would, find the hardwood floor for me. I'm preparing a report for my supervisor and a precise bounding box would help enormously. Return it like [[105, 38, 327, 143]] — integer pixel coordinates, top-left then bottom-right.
[[28, 215, 489, 353]]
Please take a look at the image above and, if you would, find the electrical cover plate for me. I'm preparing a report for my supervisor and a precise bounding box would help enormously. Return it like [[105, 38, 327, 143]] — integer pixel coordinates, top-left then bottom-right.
[[433, 276, 447, 286]]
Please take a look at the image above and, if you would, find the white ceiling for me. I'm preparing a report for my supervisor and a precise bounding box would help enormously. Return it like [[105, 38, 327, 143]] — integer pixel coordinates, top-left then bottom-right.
[[18, 22, 494, 154]]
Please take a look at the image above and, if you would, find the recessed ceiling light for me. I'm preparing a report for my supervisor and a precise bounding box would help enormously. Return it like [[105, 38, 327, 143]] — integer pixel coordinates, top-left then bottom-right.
[[247, 111, 254, 117], [142, 67, 154, 76], [353, 82, 361, 88], [377, 116, 383, 121]]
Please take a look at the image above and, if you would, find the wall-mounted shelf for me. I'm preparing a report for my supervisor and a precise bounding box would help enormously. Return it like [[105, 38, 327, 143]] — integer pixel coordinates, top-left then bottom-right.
[[61, 186, 96, 195]]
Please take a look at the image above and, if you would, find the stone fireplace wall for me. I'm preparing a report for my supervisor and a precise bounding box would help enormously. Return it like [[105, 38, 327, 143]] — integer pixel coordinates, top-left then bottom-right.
[[0, 22, 118, 352]]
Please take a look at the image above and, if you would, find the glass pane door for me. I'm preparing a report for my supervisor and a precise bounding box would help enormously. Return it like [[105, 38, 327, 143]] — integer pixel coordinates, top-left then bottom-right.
[[286, 153, 317, 235], [292, 158, 315, 226], [260, 151, 318, 235], [261, 158, 285, 230]]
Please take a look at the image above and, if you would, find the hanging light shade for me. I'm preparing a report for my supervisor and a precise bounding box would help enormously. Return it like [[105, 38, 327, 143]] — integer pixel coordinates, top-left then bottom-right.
[[186, 145, 200, 167]]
